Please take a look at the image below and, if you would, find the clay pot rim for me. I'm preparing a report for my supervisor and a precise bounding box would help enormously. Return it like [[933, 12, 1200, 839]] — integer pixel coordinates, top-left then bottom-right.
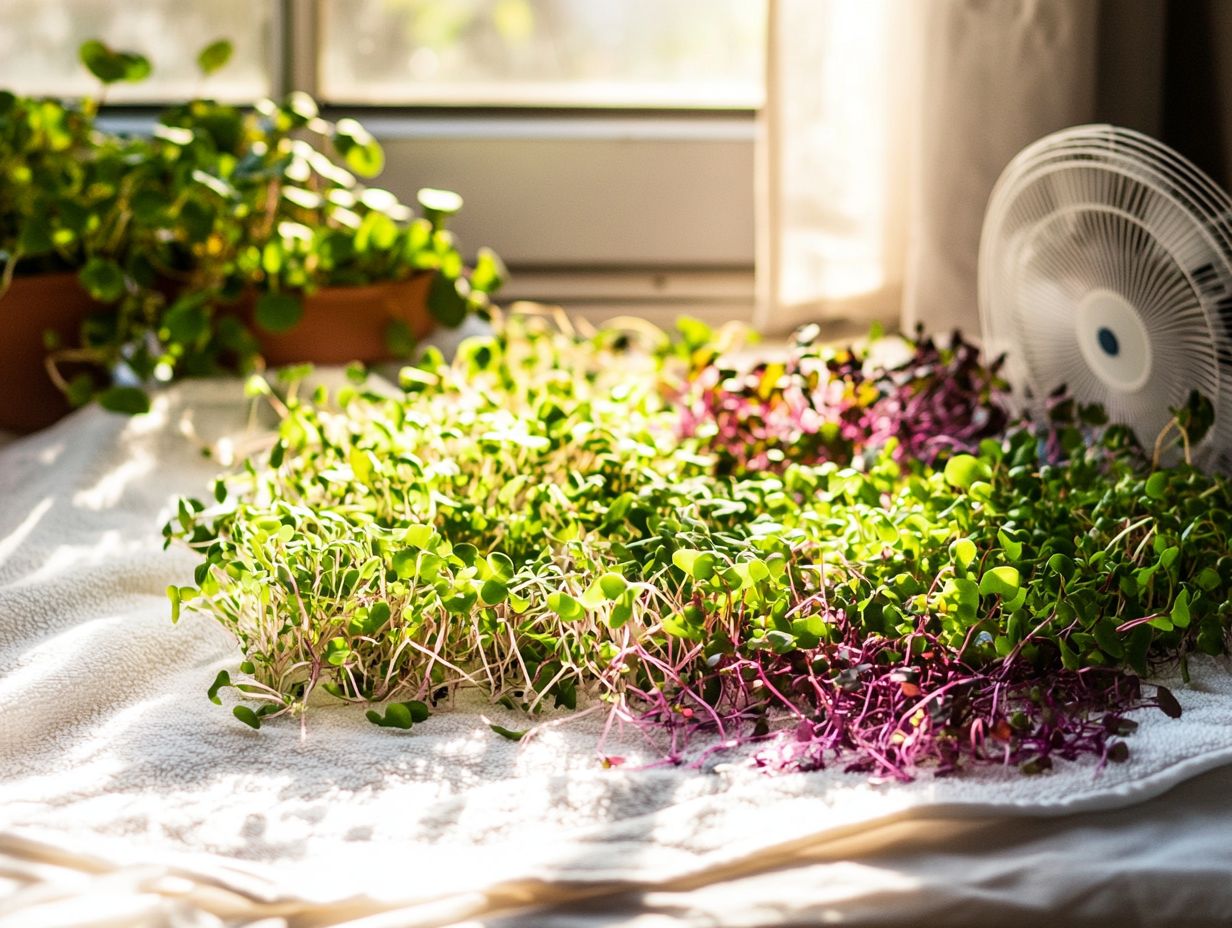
[[295, 272, 433, 301], [4, 269, 84, 286]]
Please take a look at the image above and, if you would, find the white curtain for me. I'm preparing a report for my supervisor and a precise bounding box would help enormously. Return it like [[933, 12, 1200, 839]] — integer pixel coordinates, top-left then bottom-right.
[[757, 0, 1166, 337]]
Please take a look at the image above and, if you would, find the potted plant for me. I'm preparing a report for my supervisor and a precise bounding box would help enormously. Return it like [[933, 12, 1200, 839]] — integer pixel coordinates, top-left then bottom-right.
[[0, 38, 505, 432], [0, 43, 162, 430], [152, 85, 505, 368], [133, 41, 505, 378]]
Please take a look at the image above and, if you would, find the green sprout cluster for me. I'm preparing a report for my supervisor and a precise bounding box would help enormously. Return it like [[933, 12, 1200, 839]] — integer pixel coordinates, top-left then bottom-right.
[[166, 315, 1232, 777]]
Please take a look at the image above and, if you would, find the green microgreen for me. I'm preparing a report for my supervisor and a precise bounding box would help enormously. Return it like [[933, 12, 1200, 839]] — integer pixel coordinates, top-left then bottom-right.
[[166, 313, 1232, 779]]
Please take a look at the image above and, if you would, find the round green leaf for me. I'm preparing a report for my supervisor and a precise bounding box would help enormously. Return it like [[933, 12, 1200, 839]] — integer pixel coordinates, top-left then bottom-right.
[[427, 273, 468, 327], [232, 705, 262, 729], [405, 524, 439, 549], [285, 91, 319, 122], [334, 118, 384, 176], [118, 52, 152, 83], [1046, 553, 1074, 576], [325, 637, 351, 666], [979, 565, 1021, 598], [78, 40, 126, 83], [1145, 471, 1168, 501], [162, 299, 210, 346], [488, 552, 515, 580], [364, 601, 392, 635], [470, 246, 506, 294], [197, 39, 234, 76], [79, 257, 126, 303], [951, 538, 977, 569], [255, 292, 304, 333], [417, 187, 463, 216], [598, 572, 627, 600], [548, 591, 584, 622], [480, 578, 509, 605], [997, 529, 1023, 562], [98, 386, 151, 416], [944, 454, 992, 490], [405, 701, 430, 723], [672, 548, 717, 581], [383, 703, 414, 729]]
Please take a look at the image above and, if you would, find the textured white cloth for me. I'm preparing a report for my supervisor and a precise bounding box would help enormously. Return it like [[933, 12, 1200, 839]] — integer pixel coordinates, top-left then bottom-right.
[[2, 379, 1232, 926]]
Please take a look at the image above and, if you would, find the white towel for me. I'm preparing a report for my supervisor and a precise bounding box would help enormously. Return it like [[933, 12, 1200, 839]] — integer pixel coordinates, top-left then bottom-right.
[[2, 378, 1231, 926]]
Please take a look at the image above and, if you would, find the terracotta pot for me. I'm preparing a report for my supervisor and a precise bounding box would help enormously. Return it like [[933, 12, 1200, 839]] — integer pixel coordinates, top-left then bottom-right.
[[0, 271, 100, 434], [251, 274, 436, 367]]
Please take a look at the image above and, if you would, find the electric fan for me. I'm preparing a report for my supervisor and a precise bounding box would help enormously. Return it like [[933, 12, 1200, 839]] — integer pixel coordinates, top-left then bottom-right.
[[979, 124, 1232, 471]]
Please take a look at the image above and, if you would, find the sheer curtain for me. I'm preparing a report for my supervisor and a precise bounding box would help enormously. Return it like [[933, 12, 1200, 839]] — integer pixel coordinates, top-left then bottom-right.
[[756, 0, 1169, 337], [755, 0, 911, 335]]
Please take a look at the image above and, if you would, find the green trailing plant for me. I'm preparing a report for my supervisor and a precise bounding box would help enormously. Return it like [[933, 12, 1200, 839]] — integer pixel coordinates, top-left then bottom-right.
[[166, 315, 1232, 779], [0, 41, 155, 290], [151, 77, 505, 350], [0, 38, 504, 414], [0, 43, 164, 413]]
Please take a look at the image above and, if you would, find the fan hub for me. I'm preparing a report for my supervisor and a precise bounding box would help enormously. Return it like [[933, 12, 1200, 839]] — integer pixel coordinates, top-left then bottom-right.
[[1096, 327, 1120, 356], [1075, 289, 1153, 393]]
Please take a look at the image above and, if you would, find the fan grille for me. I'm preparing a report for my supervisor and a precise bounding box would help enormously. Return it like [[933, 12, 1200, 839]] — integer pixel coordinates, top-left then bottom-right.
[[979, 125, 1232, 469]]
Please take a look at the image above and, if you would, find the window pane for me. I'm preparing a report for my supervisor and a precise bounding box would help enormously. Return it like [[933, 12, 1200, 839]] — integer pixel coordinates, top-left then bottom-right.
[[0, 0, 271, 102], [319, 0, 765, 108]]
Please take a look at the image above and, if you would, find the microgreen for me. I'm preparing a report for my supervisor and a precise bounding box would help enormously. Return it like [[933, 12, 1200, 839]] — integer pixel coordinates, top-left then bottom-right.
[[167, 314, 1232, 779]]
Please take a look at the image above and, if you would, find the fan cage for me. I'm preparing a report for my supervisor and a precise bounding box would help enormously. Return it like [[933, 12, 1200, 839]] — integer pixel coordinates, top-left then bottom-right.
[[979, 124, 1232, 471]]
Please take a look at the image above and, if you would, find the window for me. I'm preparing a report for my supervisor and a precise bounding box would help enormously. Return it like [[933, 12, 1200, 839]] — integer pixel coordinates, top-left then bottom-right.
[[0, 0, 271, 101], [1, 1, 764, 324], [319, 0, 763, 109]]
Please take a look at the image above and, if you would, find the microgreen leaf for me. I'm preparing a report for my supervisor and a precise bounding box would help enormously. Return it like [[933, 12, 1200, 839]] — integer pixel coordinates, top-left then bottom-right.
[[232, 705, 262, 729], [1145, 471, 1167, 500], [489, 723, 527, 741], [79, 41, 151, 84], [1156, 686, 1183, 719], [672, 549, 717, 581], [79, 257, 126, 303], [548, 591, 584, 622], [207, 670, 232, 705], [598, 572, 628, 600], [427, 273, 468, 327], [978, 566, 1020, 598], [944, 454, 991, 490], [997, 529, 1023, 562], [325, 637, 352, 666], [951, 538, 977, 570], [480, 579, 509, 605], [1170, 589, 1191, 629], [488, 552, 515, 580]]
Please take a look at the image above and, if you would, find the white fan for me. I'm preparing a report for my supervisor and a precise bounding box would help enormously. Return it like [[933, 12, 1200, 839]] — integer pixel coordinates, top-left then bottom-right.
[[979, 124, 1232, 471]]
